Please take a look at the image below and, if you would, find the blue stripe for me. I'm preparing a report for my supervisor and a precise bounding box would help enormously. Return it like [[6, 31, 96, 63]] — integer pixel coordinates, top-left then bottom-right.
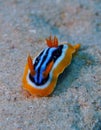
[[39, 47, 56, 83], [34, 48, 48, 83], [35, 48, 48, 70]]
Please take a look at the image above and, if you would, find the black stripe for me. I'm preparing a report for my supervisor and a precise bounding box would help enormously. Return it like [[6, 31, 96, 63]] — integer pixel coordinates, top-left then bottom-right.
[[34, 50, 44, 69], [37, 48, 50, 83], [46, 45, 63, 66]]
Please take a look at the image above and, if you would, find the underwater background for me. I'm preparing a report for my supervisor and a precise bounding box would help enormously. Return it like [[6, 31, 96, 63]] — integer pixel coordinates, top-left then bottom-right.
[[0, 0, 101, 130]]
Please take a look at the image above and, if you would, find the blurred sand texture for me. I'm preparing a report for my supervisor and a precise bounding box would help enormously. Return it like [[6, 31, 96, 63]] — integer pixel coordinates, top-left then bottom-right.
[[0, 0, 101, 130]]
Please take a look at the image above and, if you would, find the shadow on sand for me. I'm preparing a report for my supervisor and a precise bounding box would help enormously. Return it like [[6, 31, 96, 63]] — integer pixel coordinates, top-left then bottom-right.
[[51, 48, 96, 96]]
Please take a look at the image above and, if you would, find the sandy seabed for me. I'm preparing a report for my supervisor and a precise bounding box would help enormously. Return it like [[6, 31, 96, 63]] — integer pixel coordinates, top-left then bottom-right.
[[0, 0, 101, 130]]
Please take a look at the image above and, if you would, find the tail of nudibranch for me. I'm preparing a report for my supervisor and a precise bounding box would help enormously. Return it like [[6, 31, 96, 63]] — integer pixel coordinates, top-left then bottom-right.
[[67, 43, 80, 54], [73, 44, 80, 52]]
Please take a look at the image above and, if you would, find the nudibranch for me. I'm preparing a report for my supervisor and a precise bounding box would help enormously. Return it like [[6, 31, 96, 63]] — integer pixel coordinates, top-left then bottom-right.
[[22, 36, 80, 96]]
